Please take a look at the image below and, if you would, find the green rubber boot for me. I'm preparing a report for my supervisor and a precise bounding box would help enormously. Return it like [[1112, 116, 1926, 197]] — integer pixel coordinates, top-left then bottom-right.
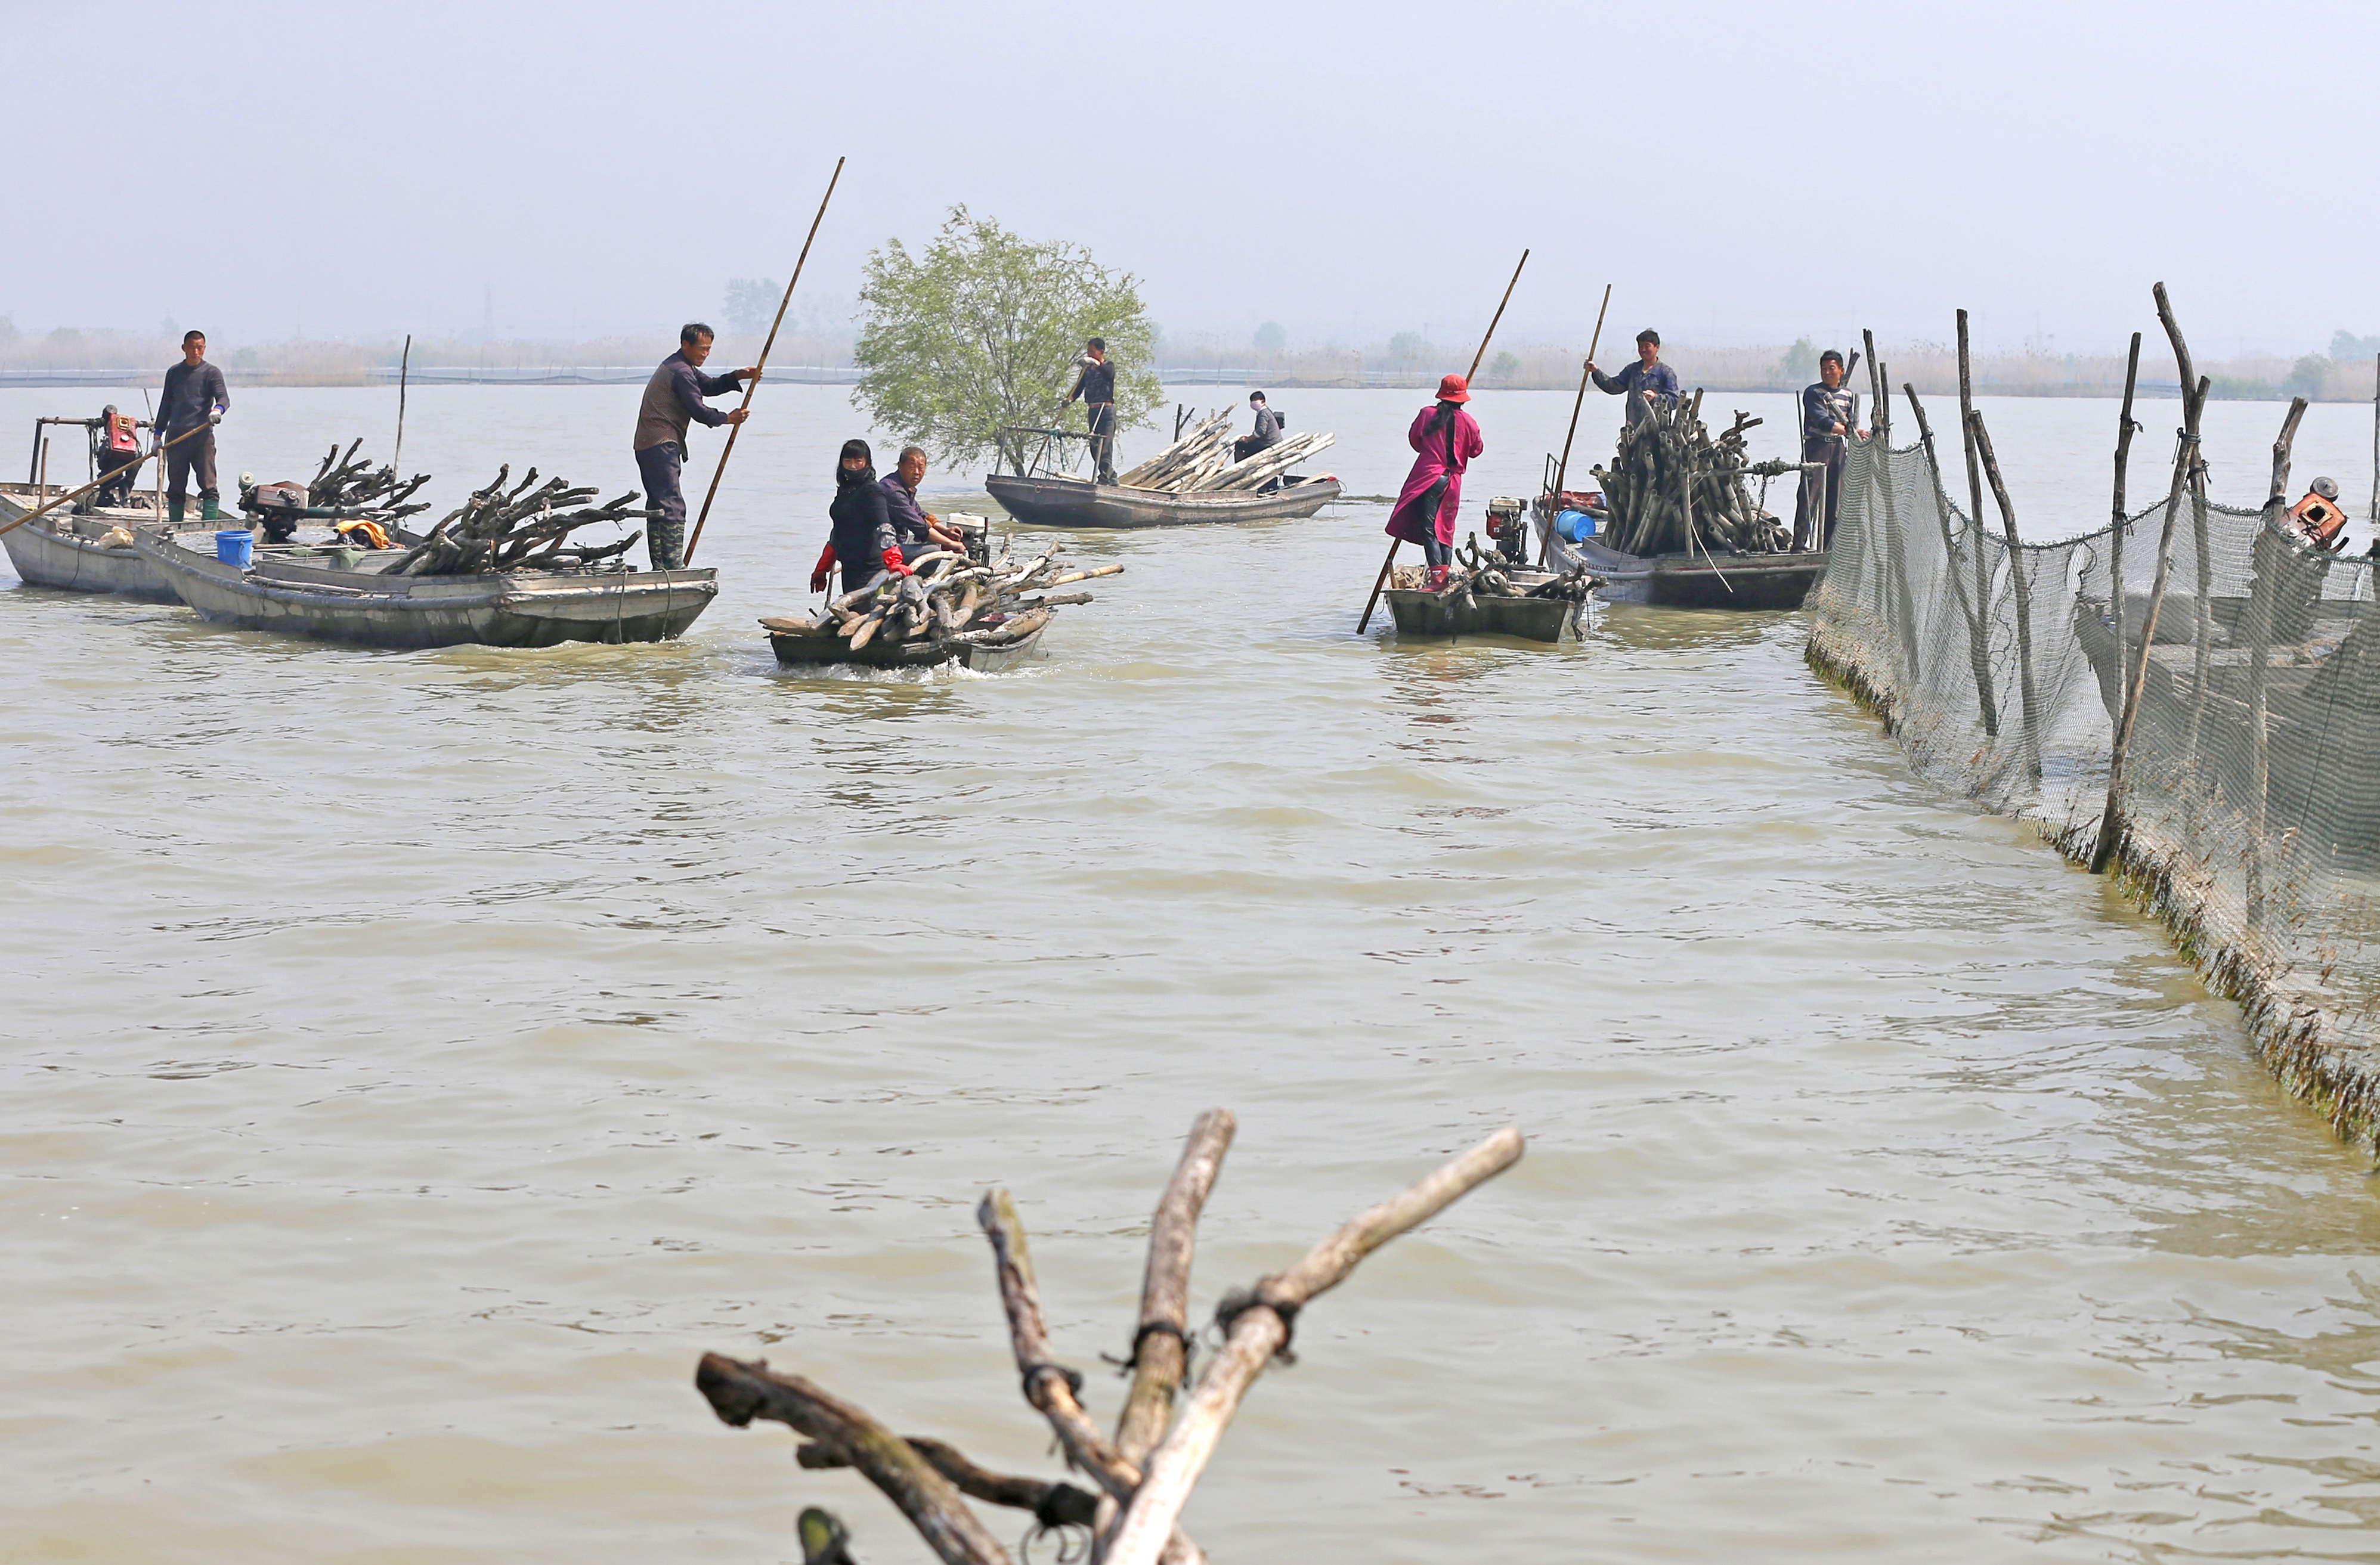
[[168, 496, 186, 527], [200, 498, 222, 522]]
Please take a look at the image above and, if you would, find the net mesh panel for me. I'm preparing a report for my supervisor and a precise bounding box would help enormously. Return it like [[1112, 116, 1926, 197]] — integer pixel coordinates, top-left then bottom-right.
[[1807, 432, 2380, 1142]]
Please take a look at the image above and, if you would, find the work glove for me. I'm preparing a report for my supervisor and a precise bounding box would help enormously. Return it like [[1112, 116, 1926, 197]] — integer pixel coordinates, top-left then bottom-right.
[[208, 408, 224, 425], [880, 548, 911, 578], [810, 543, 837, 593]]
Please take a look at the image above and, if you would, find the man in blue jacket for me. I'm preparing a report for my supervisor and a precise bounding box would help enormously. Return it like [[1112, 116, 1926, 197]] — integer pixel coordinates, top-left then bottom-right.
[[630, 323, 759, 569], [1586, 329, 1679, 426], [1794, 349, 1864, 548]]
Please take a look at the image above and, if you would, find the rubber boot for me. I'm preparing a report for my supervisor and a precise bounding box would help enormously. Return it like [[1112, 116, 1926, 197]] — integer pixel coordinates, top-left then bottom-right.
[[1425, 565, 1450, 593], [200, 498, 222, 522], [168, 495, 186, 527]]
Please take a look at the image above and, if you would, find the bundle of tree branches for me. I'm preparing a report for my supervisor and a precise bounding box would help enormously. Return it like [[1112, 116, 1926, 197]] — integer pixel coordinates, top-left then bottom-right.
[[387, 465, 652, 577], [1114, 412, 1335, 494], [307, 438, 434, 519], [1591, 392, 1799, 557], [694, 1111, 1524, 1565], [793, 541, 1124, 652], [1405, 534, 1597, 610]]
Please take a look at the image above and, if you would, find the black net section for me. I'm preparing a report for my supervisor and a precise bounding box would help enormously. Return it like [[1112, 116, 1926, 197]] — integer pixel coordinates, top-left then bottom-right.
[[1808, 436, 2380, 1139]]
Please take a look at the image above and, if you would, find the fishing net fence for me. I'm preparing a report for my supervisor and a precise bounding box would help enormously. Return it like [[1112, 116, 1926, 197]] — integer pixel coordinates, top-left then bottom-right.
[[1808, 429, 2380, 1145]]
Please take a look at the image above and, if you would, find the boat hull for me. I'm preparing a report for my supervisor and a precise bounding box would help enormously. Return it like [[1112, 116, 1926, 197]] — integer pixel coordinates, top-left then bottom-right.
[[765, 618, 1049, 672], [1561, 534, 1827, 609], [1382, 586, 1574, 643], [0, 484, 194, 599], [985, 473, 1339, 529], [134, 531, 716, 649]]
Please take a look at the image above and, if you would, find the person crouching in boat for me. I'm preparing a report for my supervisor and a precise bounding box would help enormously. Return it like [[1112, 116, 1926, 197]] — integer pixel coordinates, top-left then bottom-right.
[[810, 439, 914, 594], [1386, 374, 1484, 590], [881, 446, 971, 559]]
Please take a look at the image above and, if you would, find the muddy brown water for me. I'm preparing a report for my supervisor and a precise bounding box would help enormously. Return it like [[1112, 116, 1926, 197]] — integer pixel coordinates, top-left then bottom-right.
[[6, 383, 2380, 1563]]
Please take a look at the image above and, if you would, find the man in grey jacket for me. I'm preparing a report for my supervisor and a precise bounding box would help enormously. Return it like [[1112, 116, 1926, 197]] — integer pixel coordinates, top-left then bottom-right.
[[631, 323, 759, 569], [157, 330, 230, 523]]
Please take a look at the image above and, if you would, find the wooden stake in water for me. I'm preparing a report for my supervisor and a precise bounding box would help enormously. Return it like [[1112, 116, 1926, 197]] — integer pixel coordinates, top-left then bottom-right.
[[2090, 283, 2208, 874], [392, 333, 411, 477], [685, 156, 846, 566], [1359, 247, 1528, 632]]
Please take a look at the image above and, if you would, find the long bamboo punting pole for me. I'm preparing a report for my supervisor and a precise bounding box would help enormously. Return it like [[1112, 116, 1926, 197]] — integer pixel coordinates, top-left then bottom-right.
[[1539, 283, 1611, 566], [0, 422, 216, 541], [1358, 248, 1528, 632], [392, 333, 411, 477], [685, 155, 846, 566]]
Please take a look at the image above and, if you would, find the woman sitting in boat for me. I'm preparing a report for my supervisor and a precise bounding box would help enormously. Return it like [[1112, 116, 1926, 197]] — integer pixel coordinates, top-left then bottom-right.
[[1385, 374, 1484, 590], [811, 439, 915, 594]]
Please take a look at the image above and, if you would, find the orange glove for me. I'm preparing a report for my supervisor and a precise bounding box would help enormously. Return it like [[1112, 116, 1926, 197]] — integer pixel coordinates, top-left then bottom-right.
[[810, 543, 837, 593]]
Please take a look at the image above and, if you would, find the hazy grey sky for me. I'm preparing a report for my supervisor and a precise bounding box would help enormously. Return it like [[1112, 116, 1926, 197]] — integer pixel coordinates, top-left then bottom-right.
[[9, 0, 2373, 356]]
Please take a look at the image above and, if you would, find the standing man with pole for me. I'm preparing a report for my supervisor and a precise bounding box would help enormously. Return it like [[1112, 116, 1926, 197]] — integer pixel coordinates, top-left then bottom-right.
[[631, 323, 759, 571], [1357, 247, 1528, 631], [1585, 330, 1679, 425], [1064, 337, 1119, 485], [157, 330, 228, 524], [1793, 349, 1865, 548]]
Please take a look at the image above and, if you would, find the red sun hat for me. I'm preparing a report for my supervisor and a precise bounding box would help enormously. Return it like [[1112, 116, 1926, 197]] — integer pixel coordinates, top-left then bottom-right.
[[1435, 373, 1471, 403]]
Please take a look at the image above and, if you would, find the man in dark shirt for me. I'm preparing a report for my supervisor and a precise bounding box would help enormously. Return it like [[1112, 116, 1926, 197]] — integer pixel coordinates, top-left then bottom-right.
[[630, 323, 759, 570], [157, 330, 230, 522], [1064, 337, 1119, 484], [1232, 391, 1282, 463], [880, 446, 968, 560], [1794, 349, 1865, 548], [1586, 329, 1680, 426]]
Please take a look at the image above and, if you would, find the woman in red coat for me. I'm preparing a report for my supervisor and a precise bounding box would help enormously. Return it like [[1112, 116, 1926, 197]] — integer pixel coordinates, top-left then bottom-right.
[[1385, 374, 1484, 590]]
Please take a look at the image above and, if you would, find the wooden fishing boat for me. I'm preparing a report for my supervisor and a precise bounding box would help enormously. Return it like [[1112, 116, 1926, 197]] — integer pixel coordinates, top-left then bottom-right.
[[985, 472, 1341, 530], [1550, 530, 1828, 610], [761, 609, 1053, 672], [1380, 563, 1577, 643], [0, 482, 213, 599], [134, 528, 716, 649]]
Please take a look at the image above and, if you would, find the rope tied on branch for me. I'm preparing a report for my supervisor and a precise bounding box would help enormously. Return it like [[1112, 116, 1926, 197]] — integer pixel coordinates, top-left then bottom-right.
[[1211, 1285, 1302, 1365], [1106, 1319, 1194, 1377], [1020, 1360, 1085, 1401]]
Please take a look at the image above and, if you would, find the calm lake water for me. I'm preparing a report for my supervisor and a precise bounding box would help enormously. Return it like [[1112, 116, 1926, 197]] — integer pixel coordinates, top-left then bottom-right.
[[6, 380, 2380, 1564]]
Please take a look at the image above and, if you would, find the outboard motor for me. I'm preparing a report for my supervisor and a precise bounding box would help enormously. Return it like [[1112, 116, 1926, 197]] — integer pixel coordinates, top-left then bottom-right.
[[1484, 495, 1530, 565]]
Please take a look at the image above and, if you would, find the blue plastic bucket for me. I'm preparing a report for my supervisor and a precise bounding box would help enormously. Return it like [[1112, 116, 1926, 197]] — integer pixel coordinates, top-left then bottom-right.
[[215, 529, 254, 568], [1555, 508, 1598, 542]]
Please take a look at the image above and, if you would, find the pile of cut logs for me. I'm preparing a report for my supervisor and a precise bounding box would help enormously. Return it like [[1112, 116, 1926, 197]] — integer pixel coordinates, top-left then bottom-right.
[[1592, 393, 1799, 557], [1393, 533, 1596, 606], [386, 465, 651, 576], [239, 439, 436, 541], [306, 438, 434, 518], [772, 542, 1122, 652], [1114, 410, 1334, 494], [695, 1111, 1524, 1565]]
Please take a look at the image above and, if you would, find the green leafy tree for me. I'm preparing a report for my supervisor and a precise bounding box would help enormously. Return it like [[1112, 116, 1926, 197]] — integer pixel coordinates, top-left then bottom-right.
[[2330, 330, 2380, 361], [1488, 350, 1519, 381], [723, 278, 782, 337], [1253, 321, 1288, 354], [1386, 331, 1428, 364], [852, 206, 1160, 474], [2285, 354, 2332, 401], [1778, 336, 1819, 383]]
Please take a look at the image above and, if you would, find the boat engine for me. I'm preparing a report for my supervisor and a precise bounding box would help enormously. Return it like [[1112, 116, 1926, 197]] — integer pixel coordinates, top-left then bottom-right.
[[1484, 496, 1530, 565]]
